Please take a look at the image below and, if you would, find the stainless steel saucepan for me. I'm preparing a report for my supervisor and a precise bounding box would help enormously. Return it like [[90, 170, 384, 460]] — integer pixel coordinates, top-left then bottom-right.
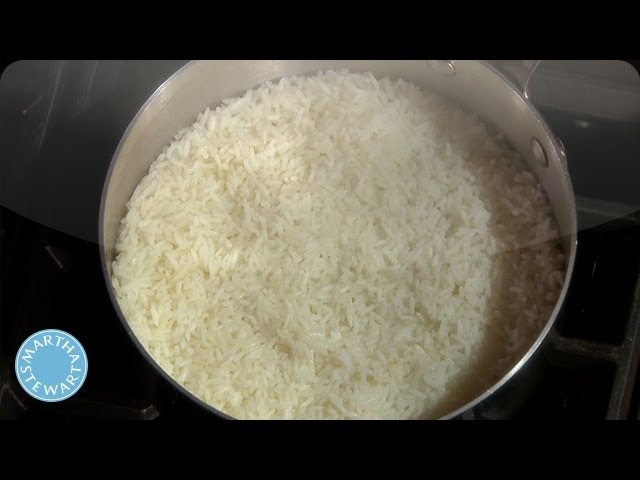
[[99, 60, 577, 419]]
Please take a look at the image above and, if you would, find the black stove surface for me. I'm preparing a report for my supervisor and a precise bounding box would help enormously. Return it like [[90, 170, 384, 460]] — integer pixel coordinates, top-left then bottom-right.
[[1, 60, 640, 420]]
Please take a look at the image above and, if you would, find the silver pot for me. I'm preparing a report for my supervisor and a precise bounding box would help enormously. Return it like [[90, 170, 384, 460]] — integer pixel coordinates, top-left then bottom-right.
[[100, 60, 577, 419]]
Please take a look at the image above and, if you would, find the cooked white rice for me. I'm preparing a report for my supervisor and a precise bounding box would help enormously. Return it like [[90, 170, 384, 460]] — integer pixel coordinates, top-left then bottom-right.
[[111, 70, 565, 419]]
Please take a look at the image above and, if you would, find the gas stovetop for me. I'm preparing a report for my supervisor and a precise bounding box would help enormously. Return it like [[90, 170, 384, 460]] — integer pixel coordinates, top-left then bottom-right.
[[1, 60, 640, 420]]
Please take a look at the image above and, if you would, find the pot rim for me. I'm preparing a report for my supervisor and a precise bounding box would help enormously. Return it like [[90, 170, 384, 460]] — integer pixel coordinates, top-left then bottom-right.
[[98, 60, 578, 420]]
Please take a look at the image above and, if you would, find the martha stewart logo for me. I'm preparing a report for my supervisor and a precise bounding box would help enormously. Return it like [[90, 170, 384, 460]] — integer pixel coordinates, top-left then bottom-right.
[[15, 329, 88, 402]]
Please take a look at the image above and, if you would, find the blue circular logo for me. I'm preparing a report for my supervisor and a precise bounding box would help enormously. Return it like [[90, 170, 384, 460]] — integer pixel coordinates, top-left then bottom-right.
[[15, 329, 88, 402]]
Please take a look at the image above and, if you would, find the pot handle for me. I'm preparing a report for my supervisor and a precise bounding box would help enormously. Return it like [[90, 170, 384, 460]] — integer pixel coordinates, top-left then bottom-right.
[[490, 60, 541, 98]]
